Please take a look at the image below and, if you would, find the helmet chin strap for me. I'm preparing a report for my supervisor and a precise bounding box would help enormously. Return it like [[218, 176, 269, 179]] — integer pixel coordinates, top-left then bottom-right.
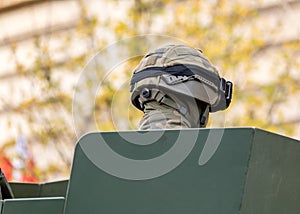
[[199, 105, 209, 127], [138, 87, 211, 128]]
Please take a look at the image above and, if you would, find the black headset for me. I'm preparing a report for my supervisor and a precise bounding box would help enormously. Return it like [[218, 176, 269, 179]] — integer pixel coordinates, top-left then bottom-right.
[[210, 78, 233, 112]]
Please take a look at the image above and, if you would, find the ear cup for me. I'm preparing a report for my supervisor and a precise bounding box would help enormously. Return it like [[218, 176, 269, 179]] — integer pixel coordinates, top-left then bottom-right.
[[209, 79, 233, 112]]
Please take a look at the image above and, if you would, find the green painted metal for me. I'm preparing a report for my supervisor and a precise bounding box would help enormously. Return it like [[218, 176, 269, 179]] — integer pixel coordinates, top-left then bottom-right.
[[39, 180, 68, 198], [241, 129, 300, 213], [9, 180, 68, 198], [65, 128, 255, 214], [0, 197, 64, 214], [8, 183, 40, 198], [2, 128, 300, 214]]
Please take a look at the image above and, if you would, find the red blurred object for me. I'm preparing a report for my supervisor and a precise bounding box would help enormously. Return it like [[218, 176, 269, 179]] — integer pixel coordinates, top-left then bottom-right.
[[0, 153, 13, 181], [21, 173, 38, 182], [21, 158, 38, 182], [0, 153, 38, 182]]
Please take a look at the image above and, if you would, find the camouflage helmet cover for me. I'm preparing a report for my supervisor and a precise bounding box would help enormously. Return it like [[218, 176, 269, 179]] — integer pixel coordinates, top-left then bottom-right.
[[130, 44, 232, 112]]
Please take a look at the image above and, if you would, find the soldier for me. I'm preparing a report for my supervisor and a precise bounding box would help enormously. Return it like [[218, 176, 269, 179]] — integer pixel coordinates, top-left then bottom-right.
[[130, 44, 233, 130]]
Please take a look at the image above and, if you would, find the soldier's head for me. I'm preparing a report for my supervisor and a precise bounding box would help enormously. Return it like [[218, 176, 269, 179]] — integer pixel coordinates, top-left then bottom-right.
[[130, 44, 233, 130]]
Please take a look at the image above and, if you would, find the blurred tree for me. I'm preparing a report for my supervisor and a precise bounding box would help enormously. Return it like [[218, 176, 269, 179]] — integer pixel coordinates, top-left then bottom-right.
[[1, 1, 101, 181], [99, 0, 300, 137], [1, 0, 299, 181]]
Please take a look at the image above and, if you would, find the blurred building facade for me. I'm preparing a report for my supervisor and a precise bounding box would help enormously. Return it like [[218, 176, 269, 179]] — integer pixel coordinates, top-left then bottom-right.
[[0, 0, 84, 181]]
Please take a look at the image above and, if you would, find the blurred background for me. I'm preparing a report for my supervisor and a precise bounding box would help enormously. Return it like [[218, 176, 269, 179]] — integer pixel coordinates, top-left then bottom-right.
[[0, 0, 299, 182]]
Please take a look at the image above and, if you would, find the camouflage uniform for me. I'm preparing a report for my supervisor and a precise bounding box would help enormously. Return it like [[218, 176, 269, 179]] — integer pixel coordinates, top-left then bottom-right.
[[130, 44, 232, 130], [138, 101, 191, 130]]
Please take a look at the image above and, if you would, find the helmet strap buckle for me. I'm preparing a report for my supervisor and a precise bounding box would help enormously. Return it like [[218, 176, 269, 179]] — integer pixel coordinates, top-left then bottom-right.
[[200, 105, 209, 127]]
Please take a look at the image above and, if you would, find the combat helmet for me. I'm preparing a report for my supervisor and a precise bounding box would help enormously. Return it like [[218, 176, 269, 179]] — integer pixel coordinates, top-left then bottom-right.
[[130, 44, 232, 125]]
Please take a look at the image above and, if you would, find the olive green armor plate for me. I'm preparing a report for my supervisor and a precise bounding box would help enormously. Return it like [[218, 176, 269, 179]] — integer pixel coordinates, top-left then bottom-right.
[[64, 128, 300, 214], [2, 128, 299, 214]]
